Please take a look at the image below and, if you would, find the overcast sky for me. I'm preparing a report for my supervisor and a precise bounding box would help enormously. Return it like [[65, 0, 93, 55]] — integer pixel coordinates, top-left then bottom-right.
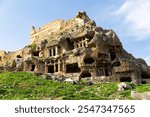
[[0, 0, 150, 65]]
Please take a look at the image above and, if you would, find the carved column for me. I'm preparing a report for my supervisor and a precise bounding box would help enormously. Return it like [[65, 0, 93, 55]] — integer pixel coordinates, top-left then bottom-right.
[[58, 60, 61, 72], [74, 42, 77, 48], [55, 46, 58, 55], [45, 62, 48, 73], [63, 60, 66, 73], [51, 48, 54, 56], [85, 40, 88, 47], [82, 40, 84, 47], [54, 61, 56, 72], [78, 43, 80, 48], [85, 38, 88, 47]]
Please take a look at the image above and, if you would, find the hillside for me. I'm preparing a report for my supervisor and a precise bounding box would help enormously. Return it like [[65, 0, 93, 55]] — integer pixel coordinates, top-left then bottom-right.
[[0, 72, 150, 100]]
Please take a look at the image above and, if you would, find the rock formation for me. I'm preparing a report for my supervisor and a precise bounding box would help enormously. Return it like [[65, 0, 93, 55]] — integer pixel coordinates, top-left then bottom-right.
[[0, 11, 150, 84], [131, 91, 150, 100]]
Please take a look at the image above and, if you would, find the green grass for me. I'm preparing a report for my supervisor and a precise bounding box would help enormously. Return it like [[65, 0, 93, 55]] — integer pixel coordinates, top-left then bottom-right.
[[0, 72, 150, 100]]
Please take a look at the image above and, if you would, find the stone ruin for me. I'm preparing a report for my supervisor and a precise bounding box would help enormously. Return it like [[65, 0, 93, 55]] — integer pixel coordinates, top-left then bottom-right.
[[0, 11, 150, 85]]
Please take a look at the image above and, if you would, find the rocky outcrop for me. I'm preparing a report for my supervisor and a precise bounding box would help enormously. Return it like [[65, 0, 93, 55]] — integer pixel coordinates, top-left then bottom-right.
[[131, 91, 150, 100], [0, 11, 150, 84]]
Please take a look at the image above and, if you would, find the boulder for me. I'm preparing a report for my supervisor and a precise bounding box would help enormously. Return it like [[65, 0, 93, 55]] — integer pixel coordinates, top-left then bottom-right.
[[131, 91, 150, 100], [117, 82, 132, 91], [64, 78, 74, 84]]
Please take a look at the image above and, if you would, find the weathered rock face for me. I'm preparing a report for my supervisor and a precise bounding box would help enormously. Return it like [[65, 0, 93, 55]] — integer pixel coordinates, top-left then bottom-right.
[[0, 11, 150, 84], [131, 91, 150, 100]]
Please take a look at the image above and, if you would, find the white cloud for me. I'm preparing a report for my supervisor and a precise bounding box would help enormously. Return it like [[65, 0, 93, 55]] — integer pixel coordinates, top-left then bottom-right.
[[144, 56, 150, 66], [115, 0, 150, 41]]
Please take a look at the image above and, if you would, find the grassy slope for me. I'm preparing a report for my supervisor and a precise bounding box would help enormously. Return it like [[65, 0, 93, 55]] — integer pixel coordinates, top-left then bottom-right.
[[0, 72, 150, 100]]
